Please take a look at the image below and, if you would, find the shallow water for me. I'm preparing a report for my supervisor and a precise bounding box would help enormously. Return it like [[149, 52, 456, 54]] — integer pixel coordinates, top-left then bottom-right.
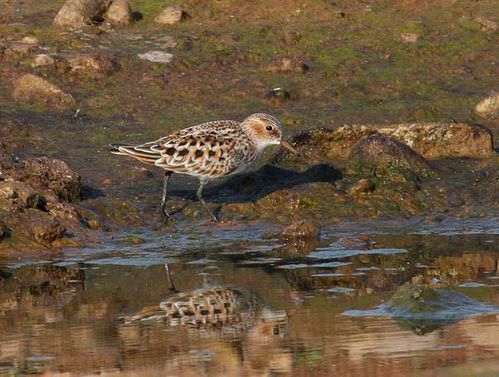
[[1, 219, 498, 377]]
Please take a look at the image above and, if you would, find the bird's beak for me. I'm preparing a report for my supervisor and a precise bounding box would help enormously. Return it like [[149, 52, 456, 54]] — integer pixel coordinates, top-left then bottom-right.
[[281, 140, 299, 155]]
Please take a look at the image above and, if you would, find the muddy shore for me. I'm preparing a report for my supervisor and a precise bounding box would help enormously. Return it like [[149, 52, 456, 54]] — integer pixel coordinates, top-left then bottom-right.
[[0, 0, 497, 253]]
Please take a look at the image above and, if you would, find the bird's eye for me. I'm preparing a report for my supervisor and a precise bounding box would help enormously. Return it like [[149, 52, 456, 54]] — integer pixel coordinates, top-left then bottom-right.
[[266, 125, 273, 131]]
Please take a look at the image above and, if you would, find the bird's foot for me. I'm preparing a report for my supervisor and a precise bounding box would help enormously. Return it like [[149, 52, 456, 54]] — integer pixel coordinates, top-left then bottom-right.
[[160, 206, 175, 224]]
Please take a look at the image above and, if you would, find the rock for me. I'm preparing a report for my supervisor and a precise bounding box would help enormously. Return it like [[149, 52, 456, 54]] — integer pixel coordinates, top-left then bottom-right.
[[21, 36, 38, 45], [23, 157, 81, 202], [347, 134, 434, 179], [264, 87, 290, 104], [104, 0, 132, 26], [0, 180, 44, 212], [32, 54, 56, 67], [280, 220, 321, 240], [67, 54, 120, 76], [137, 50, 173, 63], [47, 202, 81, 221], [348, 178, 375, 195], [281, 30, 301, 44], [152, 35, 177, 48], [400, 32, 418, 43], [379, 123, 494, 159], [12, 74, 76, 110], [475, 16, 497, 32], [291, 122, 494, 164], [266, 56, 309, 73], [87, 218, 101, 230], [30, 219, 66, 244], [290, 125, 378, 163], [475, 93, 499, 120], [2, 42, 37, 60], [53, 0, 110, 28], [155, 5, 185, 25]]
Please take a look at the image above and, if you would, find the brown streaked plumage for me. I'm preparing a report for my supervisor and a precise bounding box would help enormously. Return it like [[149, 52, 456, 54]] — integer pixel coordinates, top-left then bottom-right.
[[111, 113, 298, 222]]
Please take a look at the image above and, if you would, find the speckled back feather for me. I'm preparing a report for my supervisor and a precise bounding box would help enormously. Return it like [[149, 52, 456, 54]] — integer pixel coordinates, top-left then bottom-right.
[[112, 120, 257, 178]]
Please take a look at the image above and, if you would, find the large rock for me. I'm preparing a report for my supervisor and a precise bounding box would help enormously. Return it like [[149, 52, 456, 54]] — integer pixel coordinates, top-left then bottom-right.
[[53, 0, 112, 28], [104, 0, 132, 25], [12, 74, 75, 110], [289, 122, 494, 164], [347, 135, 434, 179], [23, 157, 81, 202], [379, 123, 494, 159], [290, 125, 377, 163], [475, 93, 499, 120]]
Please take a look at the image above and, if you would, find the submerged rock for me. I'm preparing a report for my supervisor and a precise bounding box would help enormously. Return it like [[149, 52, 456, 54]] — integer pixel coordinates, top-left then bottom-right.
[[104, 0, 132, 25], [345, 283, 499, 335], [53, 0, 111, 28], [379, 122, 494, 159], [475, 93, 499, 120], [23, 157, 81, 202], [155, 5, 185, 25], [12, 74, 76, 110], [347, 135, 434, 179], [280, 220, 320, 241]]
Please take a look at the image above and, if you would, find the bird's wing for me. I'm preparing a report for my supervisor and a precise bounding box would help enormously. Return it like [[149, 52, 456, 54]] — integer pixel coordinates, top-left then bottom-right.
[[112, 120, 252, 177]]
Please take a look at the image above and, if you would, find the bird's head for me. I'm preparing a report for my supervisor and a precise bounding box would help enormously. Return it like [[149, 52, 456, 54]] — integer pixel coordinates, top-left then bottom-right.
[[241, 113, 298, 154]]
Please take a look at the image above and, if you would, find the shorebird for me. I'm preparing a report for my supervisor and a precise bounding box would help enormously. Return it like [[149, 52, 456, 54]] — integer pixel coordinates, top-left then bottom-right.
[[110, 113, 298, 222]]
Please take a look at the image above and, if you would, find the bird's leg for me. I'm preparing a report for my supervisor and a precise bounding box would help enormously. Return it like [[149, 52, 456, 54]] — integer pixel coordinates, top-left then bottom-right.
[[160, 171, 173, 219], [197, 179, 219, 223], [164, 263, 178, 293]]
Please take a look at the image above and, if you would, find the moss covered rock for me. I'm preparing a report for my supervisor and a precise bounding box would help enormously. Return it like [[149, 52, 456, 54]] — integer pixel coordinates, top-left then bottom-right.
[[346, 135, 434, 180]]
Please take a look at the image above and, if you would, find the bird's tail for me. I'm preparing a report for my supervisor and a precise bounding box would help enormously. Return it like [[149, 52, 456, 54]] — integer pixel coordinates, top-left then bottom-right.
[[109, 143, 161, 165]]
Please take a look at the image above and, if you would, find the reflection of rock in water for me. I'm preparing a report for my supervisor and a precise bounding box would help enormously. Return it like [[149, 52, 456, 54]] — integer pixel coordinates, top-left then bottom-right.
[[0, 264, 85, 314], [0, 264, 85, 375], [344, 283, 499, 335]]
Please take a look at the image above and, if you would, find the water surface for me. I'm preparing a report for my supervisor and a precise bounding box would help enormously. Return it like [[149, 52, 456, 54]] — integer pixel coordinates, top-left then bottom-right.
[[1, 220, 498, 376]]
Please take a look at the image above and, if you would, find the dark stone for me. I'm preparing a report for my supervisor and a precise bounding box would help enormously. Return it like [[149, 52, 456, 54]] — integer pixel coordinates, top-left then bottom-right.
[[30, 220, 66, 244], [23, 157, 81, 202], [347, 135, 435, 180], [265, 88, 291, 104]]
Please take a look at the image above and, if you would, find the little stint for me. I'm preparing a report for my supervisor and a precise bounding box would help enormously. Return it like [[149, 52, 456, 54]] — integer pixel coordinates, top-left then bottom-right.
[[111, 113, 298, 222]]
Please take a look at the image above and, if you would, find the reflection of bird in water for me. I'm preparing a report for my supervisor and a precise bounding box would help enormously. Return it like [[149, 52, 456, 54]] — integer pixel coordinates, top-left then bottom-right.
[[118, 263, 290, 375], [120, 264, 287, 340]]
